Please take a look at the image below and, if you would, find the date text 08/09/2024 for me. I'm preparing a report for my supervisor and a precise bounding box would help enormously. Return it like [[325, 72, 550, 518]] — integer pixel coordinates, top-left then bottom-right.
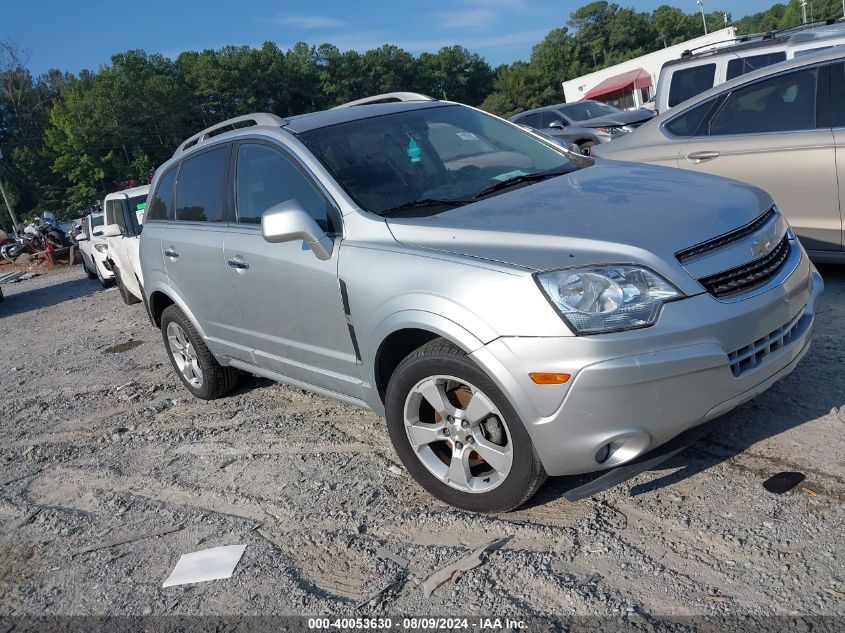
[[307, 617, 528, 630]]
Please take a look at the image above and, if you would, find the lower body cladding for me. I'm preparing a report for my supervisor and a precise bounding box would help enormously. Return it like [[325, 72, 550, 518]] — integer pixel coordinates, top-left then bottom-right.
[[472, 258, 823, 477]]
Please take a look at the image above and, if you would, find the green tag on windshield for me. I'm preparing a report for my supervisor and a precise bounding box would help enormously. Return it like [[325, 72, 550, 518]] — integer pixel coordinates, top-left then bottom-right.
[[136, 202, 146, 210]]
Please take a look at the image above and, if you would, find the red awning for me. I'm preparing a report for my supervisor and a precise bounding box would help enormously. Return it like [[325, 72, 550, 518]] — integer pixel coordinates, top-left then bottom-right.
[[584, 68, 652, 100]]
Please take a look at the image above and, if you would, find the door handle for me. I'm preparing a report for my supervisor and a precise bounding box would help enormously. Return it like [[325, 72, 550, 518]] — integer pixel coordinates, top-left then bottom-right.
[[227, 258, 249, 270], [686, 151, 721, 164], [164, 248, 179, 259]]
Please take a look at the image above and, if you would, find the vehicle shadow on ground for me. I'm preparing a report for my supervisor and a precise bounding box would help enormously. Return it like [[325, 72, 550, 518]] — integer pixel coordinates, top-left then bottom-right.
[[529, 264, 845, 506], [0, 275, 102, 318]]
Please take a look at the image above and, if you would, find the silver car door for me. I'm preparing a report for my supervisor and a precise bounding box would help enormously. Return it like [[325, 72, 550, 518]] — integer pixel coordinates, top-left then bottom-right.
[[223, 140, 361, 398], [675, 63, 840, 252], [162, 144, 253, 362]]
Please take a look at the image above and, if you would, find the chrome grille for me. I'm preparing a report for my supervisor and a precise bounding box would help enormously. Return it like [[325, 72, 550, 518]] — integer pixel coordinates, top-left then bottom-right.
[[699, 236, 791, 299], [676, 207, 777, 264], [728, 309, 805, 377]]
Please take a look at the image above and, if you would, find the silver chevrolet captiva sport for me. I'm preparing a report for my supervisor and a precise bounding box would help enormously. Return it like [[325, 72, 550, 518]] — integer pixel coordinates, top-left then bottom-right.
[[141, 93, 822, 512]]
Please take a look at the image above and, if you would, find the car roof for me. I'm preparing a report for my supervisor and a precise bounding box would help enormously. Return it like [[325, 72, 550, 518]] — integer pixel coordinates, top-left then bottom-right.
[[663, 20, 845, 69], [283, 100, 454, 133], [511, 104, 566, 119], [656, 47, 845, 122], [105, 184, 150, 200]]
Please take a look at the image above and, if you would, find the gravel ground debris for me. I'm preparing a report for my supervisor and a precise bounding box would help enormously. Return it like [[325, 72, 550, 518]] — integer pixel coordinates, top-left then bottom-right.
[[0, 265, 844, 620]]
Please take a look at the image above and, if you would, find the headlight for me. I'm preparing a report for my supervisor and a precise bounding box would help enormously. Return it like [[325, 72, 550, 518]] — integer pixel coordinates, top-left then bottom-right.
[[595, 126, 624, 135], [94, 244, 108, 253], [536, 265, 682, 335]]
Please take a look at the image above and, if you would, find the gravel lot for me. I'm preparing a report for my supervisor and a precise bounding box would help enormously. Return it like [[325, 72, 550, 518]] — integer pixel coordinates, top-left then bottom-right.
[[0, 263, 844, 624]]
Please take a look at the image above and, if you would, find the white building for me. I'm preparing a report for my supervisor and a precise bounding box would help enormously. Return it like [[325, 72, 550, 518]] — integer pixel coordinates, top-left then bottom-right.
[[562, 27, 738, 109]]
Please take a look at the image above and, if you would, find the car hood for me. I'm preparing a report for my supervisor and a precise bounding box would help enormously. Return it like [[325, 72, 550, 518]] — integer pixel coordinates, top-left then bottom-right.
[[385, 160, 771, 286], [575, 109, 655, 128]]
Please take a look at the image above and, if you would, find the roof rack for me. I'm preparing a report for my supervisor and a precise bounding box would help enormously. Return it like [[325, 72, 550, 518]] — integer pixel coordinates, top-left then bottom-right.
[[333, 92, 436, 109], [174, 113, 285, 156]]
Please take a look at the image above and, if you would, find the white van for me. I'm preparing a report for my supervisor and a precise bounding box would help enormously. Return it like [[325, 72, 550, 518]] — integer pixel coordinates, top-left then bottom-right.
[[655, 20, 845, 113], [103, 185, 150, 304]]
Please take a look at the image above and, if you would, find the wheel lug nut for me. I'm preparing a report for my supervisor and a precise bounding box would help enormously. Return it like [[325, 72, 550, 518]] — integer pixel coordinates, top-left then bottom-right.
[[443, 428, 450, 436], [461, 420, 469, 429], [454, 441, 463, 450], [446, 415, 453, 422], [466, 436, 474, 444]]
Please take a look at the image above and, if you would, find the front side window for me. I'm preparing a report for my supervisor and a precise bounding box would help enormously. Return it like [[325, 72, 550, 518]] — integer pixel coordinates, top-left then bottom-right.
[[235, 143, 334, 232], [147, 169, 176, 221], [126, 194, 146, 230], [299, 104, 581, 216], [107, 199, 126, 233], [726, 52, 787, 81], [175, 146, 230, 222], [91, 214, 104, 229], [709, 68, 817, 136], [518, 113, 541, 128], [668, 64, 716, 107], [832, 63, 845, 127]]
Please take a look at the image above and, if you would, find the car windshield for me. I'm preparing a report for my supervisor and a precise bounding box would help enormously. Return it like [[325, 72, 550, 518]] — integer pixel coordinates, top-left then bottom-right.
[[558, 101, 621, 121], [127, 194, 147, 227], [298, 104, 583, 216]]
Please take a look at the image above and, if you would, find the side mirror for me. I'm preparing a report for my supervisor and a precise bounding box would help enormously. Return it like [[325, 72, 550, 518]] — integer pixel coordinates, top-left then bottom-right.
[[104, 224, 122, 238], [76, 232, 89, 242], [548, 120, 565, 129], [261, 200, 333, 261], [92, 226, 105, 237]]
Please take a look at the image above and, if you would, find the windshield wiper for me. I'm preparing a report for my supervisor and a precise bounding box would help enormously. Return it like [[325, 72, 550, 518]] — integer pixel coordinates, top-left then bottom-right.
[[472, 168, 574, 199], [379, 198, 471, 217]]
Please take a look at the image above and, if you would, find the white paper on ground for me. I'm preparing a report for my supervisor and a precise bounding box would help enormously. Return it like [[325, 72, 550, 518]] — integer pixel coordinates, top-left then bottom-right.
[[162, 544, 247, 588]]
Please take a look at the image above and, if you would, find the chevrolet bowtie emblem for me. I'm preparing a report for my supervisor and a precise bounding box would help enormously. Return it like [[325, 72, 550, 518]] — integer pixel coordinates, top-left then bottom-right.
[[752, 237, 772, 257]]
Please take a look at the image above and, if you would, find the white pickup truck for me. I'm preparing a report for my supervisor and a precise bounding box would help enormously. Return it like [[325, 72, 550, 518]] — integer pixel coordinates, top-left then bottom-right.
[[103, 185, 150, 305]]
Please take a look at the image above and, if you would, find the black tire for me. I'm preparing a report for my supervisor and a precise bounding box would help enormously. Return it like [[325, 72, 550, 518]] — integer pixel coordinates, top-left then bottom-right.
[[160, 304, 239, 400], [114, 268, 141, 305], [385, 338, 546, 513], [83, 258, 97, 280], [96, 262, 115, 288], [579, 141, 597, 155]]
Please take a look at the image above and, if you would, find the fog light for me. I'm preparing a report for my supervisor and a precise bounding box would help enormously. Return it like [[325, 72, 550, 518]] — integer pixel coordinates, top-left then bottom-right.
[[529, 372, 571, 385]]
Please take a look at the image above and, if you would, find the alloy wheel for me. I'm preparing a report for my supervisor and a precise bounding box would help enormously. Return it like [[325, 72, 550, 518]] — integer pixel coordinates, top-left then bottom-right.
[[403, 375, 513, 493], [166, 321, 204, 388]]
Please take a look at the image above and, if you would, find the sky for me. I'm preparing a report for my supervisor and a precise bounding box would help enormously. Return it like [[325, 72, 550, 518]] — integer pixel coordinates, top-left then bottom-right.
[[7, 0, 788, 76]]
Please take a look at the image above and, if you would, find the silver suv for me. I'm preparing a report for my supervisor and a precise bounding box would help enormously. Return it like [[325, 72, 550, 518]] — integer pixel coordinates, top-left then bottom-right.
[[140, 95, 823, 512]]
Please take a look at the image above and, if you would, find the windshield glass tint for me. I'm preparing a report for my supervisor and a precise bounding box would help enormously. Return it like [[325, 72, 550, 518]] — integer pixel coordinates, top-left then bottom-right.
[[299, 105, 578, 215], [558, 101, 621, 121]]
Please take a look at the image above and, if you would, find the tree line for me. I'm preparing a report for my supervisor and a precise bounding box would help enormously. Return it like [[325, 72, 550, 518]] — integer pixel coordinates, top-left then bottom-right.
[[0, 0, 840, 225]]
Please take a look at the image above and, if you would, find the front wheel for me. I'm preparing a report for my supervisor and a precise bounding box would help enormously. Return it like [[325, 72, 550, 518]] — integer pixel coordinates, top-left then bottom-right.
[[385, 339, 546, 512]]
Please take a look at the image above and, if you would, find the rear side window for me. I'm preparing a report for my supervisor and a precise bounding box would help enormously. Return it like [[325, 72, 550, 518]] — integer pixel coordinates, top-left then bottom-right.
[[147, 169, 177, 221], [726, 52, 787, 81], [235, 143, 334, 232], [665, 98, 717, 136], [668, 64, 716, 107], [175, 146, 230, 222], [107, 199, 126, 234], [709, 68, 817, 135], [518, 113, 541, 127]]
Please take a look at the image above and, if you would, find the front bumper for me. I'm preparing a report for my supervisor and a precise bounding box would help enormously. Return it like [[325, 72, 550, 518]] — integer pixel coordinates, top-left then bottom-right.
[[472, 251, 823, 477], [93, 249, 114, 279]]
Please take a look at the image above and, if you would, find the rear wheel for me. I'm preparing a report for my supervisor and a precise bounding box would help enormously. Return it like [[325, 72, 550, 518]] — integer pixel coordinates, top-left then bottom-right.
[[385, 338, 546, 512], [160, 304, 239, 400], [114, 268, 141, 305]]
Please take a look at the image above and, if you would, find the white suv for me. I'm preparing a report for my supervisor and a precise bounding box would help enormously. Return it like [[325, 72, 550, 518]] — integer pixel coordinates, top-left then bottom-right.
[[103, 185, 150, 304], [76, 212, 113, 287]]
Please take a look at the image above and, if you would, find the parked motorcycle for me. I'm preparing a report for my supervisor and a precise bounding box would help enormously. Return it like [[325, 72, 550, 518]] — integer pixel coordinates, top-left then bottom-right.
[[1, 219, 68, 262]]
